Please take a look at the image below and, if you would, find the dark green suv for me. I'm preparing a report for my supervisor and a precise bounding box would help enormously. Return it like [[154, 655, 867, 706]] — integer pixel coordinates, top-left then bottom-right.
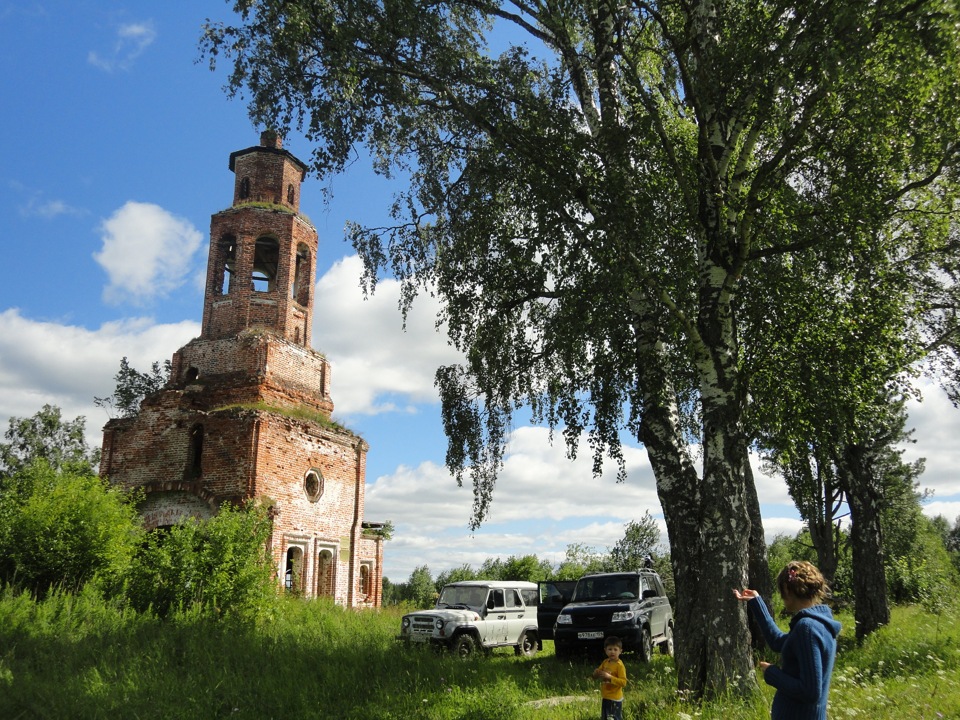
[[552, 570, 674, 661]]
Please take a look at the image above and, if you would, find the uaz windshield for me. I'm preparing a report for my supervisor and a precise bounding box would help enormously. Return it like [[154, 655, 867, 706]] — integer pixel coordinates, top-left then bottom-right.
[[437, 586, 487, 608]]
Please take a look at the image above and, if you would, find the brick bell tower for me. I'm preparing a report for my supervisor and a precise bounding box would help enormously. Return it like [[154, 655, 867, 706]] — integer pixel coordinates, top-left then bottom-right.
[[100, 131, 384, 607]]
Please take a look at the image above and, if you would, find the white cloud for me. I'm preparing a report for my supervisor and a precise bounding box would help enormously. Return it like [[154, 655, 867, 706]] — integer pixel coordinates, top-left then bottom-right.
[[88, 21, 156, 72], [922, 500, 960, 524], [0, 308, 198, 448], [902, 380, 960, 498], [365, 424, 666, 579], [760, 516, 806, 543], [365, 426, 661, 525], [20, 197, 85, 219], [9, 180, 85, 219], [753, 460, 793, 507], [312, 255, 463, 414], [94, 201, 203, 306]]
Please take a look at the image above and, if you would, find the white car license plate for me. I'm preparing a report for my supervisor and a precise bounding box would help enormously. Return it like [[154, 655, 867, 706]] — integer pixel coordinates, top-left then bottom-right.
[[578, 631, 604, 640]]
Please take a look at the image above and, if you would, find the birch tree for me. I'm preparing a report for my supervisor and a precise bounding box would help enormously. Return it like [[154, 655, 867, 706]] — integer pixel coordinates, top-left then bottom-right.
[[202, 0, 960, 697]]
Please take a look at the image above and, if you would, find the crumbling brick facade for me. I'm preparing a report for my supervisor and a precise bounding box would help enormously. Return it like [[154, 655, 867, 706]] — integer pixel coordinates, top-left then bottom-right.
[[100, 132, 384, 607]]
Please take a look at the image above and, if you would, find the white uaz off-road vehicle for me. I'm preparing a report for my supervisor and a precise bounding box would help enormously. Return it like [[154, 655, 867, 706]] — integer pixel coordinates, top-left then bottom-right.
[[397, 580, 540, 658]]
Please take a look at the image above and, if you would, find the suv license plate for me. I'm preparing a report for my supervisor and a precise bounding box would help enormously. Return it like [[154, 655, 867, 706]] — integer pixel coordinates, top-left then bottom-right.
[[578, 631, 604, 640]]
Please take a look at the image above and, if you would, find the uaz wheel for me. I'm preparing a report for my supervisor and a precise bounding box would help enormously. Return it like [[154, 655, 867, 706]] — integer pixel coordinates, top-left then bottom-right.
[[452, 634, 477, 659], [514, 630, 539, 657]]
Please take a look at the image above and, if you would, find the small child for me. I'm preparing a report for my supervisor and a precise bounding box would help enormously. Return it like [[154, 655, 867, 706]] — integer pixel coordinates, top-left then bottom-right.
[[592, 635, 627, 720]]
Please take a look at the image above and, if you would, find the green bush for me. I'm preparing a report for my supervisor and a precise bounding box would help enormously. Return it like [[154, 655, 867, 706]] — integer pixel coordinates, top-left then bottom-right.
[[885, 526, 959, 606], [0, 460, 143, 596], [123, 502, 277, 618]]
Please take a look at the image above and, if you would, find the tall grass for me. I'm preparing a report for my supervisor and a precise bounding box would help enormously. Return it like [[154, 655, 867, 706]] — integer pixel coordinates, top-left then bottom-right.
[[1, 586, 957, 719]]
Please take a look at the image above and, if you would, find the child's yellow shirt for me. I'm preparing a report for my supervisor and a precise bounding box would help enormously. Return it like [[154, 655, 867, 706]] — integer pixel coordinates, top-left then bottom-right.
[[597, 657, 627, 701]]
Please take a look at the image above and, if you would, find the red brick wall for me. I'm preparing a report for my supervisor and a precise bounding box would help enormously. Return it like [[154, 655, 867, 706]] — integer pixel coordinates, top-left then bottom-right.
[[255, 414, 369, 604], [171, 332, 334, 416], [203, 209, 317, 347], [101, 389, 380, 606], [231, 148, 305, 212], [99, 137, 383, 607]]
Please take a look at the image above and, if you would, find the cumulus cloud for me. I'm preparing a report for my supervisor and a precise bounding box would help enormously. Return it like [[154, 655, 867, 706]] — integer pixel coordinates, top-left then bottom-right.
[[312, 255, 463, 414], [0, 308, 199, 448], [364, 424, 667, 579], [902, 380, 960, 498], [94, 201, 203, 306], [88, 21, 156, 72], [921, 500, 960, 524], [365, 427, 660, 530]]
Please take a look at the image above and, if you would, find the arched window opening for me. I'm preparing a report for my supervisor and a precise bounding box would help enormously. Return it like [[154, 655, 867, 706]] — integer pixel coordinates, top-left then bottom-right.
[[317, 550, 335, 597], [292, 243, 311, 306], [359, 565, 370, 598], [184, 367, 199, 383], [252, 237, 279, 292], [285, 546, 304, 594], [287, 183, 295, 204], [185, 424, 203, 479], [219, 237, 236, 295], [239, 177, 251, 199]]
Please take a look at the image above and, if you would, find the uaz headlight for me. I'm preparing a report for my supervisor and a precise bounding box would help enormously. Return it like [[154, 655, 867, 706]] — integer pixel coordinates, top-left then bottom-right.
[[556, 614, 572, 624], [611, 611, 636, 622]]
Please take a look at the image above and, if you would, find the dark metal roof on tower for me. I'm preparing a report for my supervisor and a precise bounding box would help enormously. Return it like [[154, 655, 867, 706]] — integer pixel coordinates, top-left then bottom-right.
[[228, 129, 308, 179]]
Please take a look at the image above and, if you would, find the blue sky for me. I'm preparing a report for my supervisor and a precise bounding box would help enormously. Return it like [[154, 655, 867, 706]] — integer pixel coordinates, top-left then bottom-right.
[[2, 2, 959, 583]]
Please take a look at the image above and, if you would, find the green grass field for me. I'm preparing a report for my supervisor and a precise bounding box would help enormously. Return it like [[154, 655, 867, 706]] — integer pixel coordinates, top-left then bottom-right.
[[1, 588, 957, 719]]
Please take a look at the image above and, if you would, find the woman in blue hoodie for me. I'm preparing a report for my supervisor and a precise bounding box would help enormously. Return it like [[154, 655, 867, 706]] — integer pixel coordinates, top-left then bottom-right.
[[734, 561, 842, 720]]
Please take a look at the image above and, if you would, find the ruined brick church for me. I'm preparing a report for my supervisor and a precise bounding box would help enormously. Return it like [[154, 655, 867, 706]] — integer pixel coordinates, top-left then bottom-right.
[[100, 132, 384, 607]]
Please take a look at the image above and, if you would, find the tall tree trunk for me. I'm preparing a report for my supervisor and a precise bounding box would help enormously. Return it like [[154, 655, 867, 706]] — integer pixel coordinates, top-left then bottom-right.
[[806, 455, 841, 587], [744, 459, 772, 650], [636, 318, 706, 693], [807, 513, 838, 587], [697, 380, 755, 697], [841, 443, 890, 642], [636, 310, 756, 698]]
